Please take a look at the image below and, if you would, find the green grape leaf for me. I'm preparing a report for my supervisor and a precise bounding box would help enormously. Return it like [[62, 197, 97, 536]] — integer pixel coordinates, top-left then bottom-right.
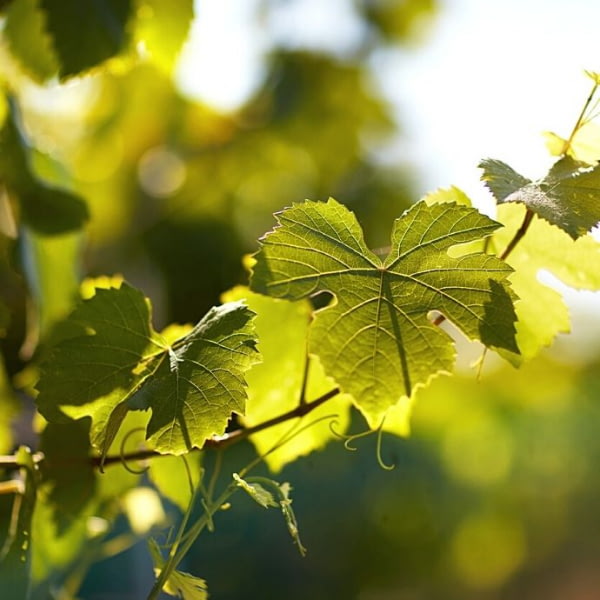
[[135, 303, 260, 454], [149, 540, 208, 600], [251, 198, 518, 427], [3, 0, 59, 82], [135, 0, 194, 73], [491, 203, 600, 363], [36, 283, 164, 455], [36, 283, 259, 457], [39, 0, 133, 79], [0, 102, 88, 235], [222, 286, 351, 472], [480, 157, 600, 239]]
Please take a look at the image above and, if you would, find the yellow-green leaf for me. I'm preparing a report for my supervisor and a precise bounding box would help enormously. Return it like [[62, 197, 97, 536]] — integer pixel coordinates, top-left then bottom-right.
[[251, 198, 518, 427], [222, 286, 351, 472]]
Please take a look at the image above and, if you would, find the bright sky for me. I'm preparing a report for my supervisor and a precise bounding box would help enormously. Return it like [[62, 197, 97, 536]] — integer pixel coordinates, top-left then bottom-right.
[[177, 0, 600, 198], [176, 0, 600, 357]]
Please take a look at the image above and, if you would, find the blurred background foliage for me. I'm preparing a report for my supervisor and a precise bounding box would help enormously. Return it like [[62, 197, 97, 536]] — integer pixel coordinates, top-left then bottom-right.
[[1, 1, 600, 599]]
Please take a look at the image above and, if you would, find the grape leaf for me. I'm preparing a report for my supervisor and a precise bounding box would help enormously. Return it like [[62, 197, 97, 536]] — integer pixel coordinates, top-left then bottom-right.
[[251, 199, 518, 427], [39, 0, 133, 79], [251, 198, 518, 427], [135, 303, 260, 454], [36, 283, 260, 457], [480, 157, 600, 239], [491, 203, 600, 363], [222, 286, 351, 472]]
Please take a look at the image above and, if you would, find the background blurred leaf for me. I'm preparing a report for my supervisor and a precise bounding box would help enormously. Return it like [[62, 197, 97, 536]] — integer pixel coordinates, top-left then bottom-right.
[[38, 421, 96, 533], [0, 104, 88, 235], [491, 203, 600, 363], [134, 0, 194, 74], [2, 0, 59, 82], [39, 0, 133, 79], [148, 453, 202, 512], [222, 286, 351, 472]]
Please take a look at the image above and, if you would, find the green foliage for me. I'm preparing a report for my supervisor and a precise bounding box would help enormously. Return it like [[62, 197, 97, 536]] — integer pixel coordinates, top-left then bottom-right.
[[36, 283, 259, 457], [251, 198, 518, 426], [2, 2, 600, 599], [480, 156, 600, 239]]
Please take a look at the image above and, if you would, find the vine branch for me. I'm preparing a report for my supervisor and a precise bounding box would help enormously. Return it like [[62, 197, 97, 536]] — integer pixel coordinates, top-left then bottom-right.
[[0, 388, 341, 473]]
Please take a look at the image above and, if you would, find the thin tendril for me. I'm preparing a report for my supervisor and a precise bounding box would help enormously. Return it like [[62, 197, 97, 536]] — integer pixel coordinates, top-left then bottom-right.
[[475, 347, 488, 382], [239, 413, 339, 478], [375, 419, 395, 471], [180, 455, 194, 499], [329, 420, 376, 451], [119, 428, 149, 475]]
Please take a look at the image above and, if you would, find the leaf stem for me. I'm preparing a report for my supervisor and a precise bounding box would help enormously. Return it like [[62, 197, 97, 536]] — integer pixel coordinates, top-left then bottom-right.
[[564, 78, 599, 152], [499, 208, 534, 260]]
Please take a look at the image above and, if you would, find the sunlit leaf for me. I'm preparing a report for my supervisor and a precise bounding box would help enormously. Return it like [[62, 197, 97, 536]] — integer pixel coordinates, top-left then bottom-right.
[[491, 203, 600, 363], [139, 302, 260, 454], [39, 0, 133, 78], [480, 157, 600, 239], [251, 198, 518, 427], [36, 283, 260, 457], [222, 286, 351, 472], [36, 283, 164, 454]]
